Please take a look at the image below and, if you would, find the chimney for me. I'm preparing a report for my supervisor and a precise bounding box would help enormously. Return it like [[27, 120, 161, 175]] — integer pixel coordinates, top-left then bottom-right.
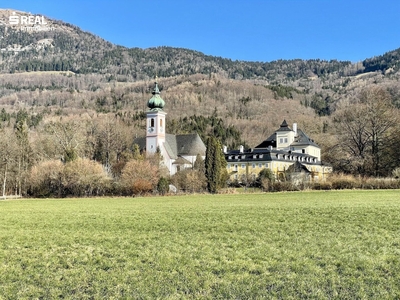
[[293, 123, 297, 136], [239, 145, 244, 153]]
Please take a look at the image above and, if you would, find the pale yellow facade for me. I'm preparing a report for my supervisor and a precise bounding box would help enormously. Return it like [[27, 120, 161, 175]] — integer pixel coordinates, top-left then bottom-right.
[[224, 120, 332, 183]]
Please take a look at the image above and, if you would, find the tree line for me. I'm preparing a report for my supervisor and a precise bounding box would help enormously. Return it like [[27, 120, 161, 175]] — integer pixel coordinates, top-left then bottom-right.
[[0, 111, 234, 198]]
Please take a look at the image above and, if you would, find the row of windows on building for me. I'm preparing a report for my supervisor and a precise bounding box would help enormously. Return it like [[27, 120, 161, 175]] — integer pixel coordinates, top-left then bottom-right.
[[228, 163, 270, 170], [280, 154, 317, 163], [227, 153, 317, 163], [228, 162, 318, 171]]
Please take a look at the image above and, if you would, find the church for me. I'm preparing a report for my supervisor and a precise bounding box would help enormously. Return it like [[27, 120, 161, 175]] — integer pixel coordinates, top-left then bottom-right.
[[224, 120, 332, 182], [134, 80, 206, 175]]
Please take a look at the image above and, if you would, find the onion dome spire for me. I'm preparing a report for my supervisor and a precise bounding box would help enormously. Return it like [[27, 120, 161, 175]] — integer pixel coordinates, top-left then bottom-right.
[[147, 76, 165, 111]]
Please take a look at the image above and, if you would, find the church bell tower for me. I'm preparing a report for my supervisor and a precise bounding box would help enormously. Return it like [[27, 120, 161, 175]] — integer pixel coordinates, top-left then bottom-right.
[[146, 78, 166, 154]]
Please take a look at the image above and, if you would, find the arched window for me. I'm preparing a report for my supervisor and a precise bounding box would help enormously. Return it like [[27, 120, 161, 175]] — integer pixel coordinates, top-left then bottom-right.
[[150, 118, 154, 127], [160, 119, 163, 127]]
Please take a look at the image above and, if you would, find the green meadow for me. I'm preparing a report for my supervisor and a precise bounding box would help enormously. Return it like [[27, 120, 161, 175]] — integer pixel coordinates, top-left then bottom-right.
[[1, 190, 400, 299]]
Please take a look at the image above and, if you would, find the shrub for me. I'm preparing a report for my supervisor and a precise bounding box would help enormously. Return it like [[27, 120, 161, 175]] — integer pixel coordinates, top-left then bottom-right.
[[311, 181, 332, 190], [62, 158, 111, 197], [132, 179, 153, 195], [362, 177, 400, 190], [29, 160, 64, 197], [271, 181, 299, 192], [170, 169, 207, 193], [258, 168, 275, 191], [319, 173, 400, 191], [261, 178, 272, 192], [120, 159, 159, 195], [331, 179, 356, 190], [328, 174, 358, 190]]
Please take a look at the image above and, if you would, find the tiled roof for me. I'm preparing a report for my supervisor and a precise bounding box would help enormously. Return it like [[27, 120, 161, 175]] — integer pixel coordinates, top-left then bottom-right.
[[133, 133, 206, 159], [176, 133, 206, 156], [254, 132, 276, 148], [291, 129, 319, 147]]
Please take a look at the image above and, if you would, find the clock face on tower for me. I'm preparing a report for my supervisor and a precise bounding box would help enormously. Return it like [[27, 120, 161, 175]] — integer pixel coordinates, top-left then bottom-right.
[[148, 127, 154, 133]]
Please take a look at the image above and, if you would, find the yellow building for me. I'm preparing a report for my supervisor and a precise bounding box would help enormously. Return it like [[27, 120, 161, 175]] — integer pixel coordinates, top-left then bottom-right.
[[224, 120, 332, 182]]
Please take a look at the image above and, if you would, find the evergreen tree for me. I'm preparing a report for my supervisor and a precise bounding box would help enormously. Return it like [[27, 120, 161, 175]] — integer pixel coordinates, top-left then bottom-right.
[[157, 177, 169, 195], [205, 136, 227, 193]]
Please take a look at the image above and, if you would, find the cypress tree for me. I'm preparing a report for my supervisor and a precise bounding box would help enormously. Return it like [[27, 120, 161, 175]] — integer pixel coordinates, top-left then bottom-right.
[[205, 136, 228, 193], [205, 137, 217, 193]]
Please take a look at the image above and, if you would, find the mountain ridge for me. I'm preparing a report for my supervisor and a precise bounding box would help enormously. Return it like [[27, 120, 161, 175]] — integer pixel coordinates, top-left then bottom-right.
[[2, 8, 399, 81]]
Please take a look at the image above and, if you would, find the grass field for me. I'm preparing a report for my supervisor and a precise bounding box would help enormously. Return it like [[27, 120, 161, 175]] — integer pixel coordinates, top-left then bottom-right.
[[1, 190, 400, 299]]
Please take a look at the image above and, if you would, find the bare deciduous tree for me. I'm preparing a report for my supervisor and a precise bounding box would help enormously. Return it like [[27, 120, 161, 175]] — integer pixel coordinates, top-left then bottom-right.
[[44, 118, 85, 162], [333, 87, 398, 176], [0, 128, 17, 198]]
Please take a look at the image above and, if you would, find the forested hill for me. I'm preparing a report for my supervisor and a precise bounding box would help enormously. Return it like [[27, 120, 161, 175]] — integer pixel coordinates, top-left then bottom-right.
[[1, 9, 400, 82]]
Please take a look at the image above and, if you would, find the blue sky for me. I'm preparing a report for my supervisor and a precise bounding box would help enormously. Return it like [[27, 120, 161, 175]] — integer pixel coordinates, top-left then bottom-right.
[[2, 0, 400, 63]]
